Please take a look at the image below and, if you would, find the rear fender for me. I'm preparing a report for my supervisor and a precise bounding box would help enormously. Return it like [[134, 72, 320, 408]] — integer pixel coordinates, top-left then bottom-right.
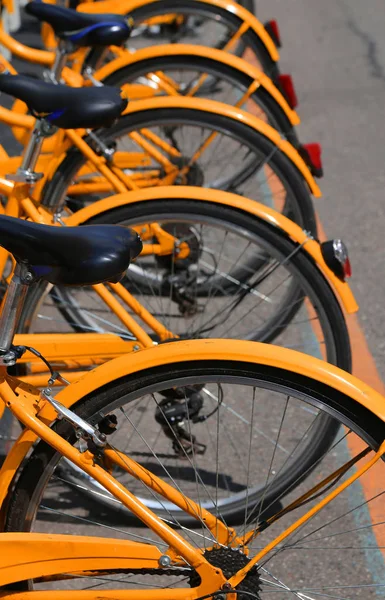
[[0, 336, 380, 518], [116, 95, 320, 195], [66, 185, 356, 312], [95, 44, 299, 125]]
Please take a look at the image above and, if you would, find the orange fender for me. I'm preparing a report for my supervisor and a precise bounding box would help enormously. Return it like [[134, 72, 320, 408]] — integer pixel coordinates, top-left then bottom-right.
[[0, 337, 382, 517], [95, 44, 299, 125], [66, 186, 356, 312]]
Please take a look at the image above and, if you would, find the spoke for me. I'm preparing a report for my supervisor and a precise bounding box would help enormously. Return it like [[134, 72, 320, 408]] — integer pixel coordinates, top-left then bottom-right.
[[282, 489, 385, 550], [257, 448, 380, 570], [245, 427, 352, 531], [254, 396, 290, 527], [150, 394, 232, 535], [39, 505, 167, 546], [166, 227, 178, 332], [190, 229, 228, 337], [243, 387, 257, 539], [260, 565, 316, 599], [202, 387, 289, 453], [120, 395, 153, 455], [295, 519, 385, 544], [182, 388, 208, 549]]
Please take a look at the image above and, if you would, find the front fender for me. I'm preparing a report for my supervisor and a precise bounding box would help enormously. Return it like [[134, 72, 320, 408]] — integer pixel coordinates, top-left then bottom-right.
[[95, 44, 299, 125], [65, 185, 356, 313], [78, 0, 279, 61], [0, 338, 382, 515]]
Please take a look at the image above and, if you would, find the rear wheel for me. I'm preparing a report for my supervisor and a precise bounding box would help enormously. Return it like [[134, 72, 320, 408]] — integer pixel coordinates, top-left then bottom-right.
[[102, 53, 298, 146], [5, 353, 384, 598], [41, 104, 315, 232], [92, 0, 277, 77]]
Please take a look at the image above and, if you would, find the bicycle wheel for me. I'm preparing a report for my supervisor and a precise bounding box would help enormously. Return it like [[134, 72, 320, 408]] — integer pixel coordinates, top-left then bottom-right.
[[87, 0, 276, 76], [5, 348, 385, 599], [20, 198, 350, 365], [102, 52, 298, 146], [41, 103, 316, 232]]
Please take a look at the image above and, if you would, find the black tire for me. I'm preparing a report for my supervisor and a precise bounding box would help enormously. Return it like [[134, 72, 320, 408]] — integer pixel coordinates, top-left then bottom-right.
[[19, 199, 350, 369], [4, 358, 380, 532], [101, 54, 298, 146], [118, 0, 278, 79], [41, 106, 315, 233]]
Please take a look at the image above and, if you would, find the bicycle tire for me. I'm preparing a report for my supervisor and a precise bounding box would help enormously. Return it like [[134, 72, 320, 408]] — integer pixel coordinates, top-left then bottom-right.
[[20, 198, 349, 362], [101, 53, 298, 146], [86, 0, 276, 77], [41, 105, 316, 233], [127, 0, 276, 74], [5, 354, 380, 533]]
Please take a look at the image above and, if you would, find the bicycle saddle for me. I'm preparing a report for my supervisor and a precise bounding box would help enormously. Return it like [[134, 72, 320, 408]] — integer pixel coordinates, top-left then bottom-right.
[[0, 74, 127, 129], [25, 1, 132, 47], [0, 216, 142, 286]]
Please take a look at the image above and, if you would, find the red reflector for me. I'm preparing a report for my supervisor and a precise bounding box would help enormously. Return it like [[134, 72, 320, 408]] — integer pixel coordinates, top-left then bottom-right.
[[264, 19, 282, 48], [301, 143, 323, 178], [302, 143, 322, 170], [278, 74, 298, 109], [344, 257, 352, 278]]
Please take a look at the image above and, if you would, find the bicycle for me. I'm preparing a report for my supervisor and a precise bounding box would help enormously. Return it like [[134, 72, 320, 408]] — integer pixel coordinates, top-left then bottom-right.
[[0, 0, 320, 183], [0, 215, 383, 598]]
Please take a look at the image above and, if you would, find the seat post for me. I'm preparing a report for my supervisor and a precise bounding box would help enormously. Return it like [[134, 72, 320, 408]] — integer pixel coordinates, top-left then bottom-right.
[[0, 262, 34, 354], [48, 40, 71, 83], [6, 119, 53, 185]]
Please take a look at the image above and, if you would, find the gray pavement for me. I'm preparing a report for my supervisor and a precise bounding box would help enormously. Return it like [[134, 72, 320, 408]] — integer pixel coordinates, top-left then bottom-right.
[[256, 0, 385, 372]]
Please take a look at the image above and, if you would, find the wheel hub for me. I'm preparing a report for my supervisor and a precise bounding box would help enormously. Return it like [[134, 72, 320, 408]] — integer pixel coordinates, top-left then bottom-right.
[[189, 547, 261, 599], [164, 154, 205, 186], [155, 223, 202, 271]]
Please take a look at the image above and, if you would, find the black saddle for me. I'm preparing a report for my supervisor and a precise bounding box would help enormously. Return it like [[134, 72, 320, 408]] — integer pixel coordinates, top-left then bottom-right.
[[25, 1, 132, 48], [0, 216, 142, 286], [0, 74, 127, 129]]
